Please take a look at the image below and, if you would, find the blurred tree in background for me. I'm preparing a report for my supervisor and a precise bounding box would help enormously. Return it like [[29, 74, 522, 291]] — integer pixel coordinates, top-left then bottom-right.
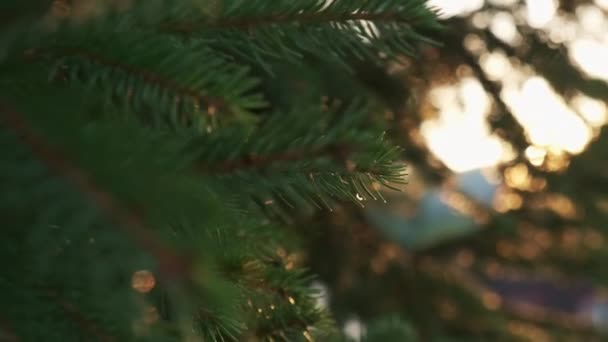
[[302, 0, 608, 341]]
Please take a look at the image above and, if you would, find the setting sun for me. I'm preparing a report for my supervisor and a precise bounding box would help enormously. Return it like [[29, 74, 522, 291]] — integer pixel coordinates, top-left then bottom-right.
[[421, 0, 607, 173]]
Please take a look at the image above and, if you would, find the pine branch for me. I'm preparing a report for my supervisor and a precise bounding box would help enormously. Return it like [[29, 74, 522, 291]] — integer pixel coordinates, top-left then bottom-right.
[[42, 47, 230, 116], [255, 317, 309, 340], [0, 100, 191, 282], [212, 226, 331, 341], [0, 1, 442, 340], [153, 0, 440, 69], [24, 29, 265, 130], [188, 104, 404, 211], [43, 289, 115, 342]]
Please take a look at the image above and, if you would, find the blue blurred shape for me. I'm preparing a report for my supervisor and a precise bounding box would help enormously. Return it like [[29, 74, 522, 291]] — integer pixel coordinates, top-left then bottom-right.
[[365, 169, 498, 249]]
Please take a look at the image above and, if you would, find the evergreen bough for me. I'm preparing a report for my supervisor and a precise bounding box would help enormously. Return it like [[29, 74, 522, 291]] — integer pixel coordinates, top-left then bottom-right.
[[0, 0, 439, 340]]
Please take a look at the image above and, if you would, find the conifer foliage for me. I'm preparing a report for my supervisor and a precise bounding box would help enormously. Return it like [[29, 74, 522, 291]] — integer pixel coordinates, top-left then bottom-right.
[[0, 0, 439, 340]]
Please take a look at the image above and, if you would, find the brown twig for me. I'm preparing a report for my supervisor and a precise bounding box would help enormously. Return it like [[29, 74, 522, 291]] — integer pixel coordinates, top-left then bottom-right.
[[198, 144, 353, 174], [163, 11, 410, 33], [0, 100, 191, 282], [29, 48, 229, 116]]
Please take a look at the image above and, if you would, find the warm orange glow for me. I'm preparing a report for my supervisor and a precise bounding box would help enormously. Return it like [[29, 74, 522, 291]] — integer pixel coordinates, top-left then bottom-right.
[[519, 241, 541, 260], [494, 188, 523, 212], [481, 291, 502, 310], [597, 198, 608, 214], [505, 164, 531, 189], [543, 150, 571, 172], [532, 229, 553, 249], [131, 270, 155, 294], [455, 249, 475, 268], [370, 255, 388, 274], [302, 330, 314, 342], [508, 321, 551, 342], [530, 178, 548, 192], [142, 306, 160, 325], [584, 230, 605, 250], [276, 247, 287, 258], [284, 261, 295, 271], [561, 229, 581, 249], [484, 261, 502, 278], [438, 298, 459, 319], [497, 240, 516, 259], [545, 194, 578, 219], [132, 306, 160, 336]]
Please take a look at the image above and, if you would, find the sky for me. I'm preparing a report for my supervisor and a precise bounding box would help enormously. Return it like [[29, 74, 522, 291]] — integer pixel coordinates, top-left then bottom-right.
[[420, 0, 608, 173]]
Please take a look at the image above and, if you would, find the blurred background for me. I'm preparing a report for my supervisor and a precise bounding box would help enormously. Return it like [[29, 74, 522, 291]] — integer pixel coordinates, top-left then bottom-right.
[[298, 0, 608, 340]]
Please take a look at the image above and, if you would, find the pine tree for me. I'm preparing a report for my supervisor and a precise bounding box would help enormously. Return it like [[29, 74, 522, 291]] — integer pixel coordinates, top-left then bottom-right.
[[300, 2, 608, 341], [0, 0, 440, 341]]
